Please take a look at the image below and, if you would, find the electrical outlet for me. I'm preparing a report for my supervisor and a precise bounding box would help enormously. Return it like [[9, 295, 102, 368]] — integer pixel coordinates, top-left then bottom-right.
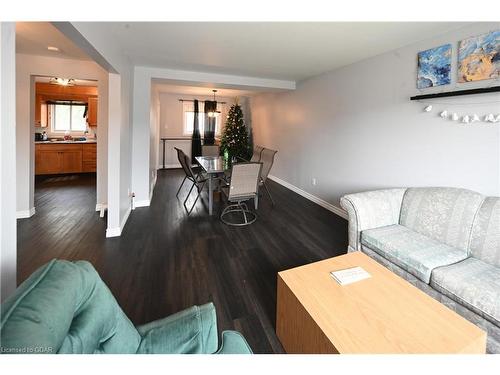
[[311, 178, 317, 186]]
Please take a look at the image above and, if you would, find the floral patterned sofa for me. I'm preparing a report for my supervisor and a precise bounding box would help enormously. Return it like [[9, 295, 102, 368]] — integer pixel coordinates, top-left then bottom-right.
[[340, 187, 500, 353]]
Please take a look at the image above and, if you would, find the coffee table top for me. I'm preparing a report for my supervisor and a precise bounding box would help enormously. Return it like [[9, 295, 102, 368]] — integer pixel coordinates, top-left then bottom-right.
[[278, 252, 486, 353]]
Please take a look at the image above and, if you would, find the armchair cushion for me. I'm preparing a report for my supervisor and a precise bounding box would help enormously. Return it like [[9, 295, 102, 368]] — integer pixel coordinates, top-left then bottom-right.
[[361, 224, 468, 283], [137, 303, 218, 354], [431, 257, 500, 326], [340, 189, 407, 251], [0, 260, 141, 354]]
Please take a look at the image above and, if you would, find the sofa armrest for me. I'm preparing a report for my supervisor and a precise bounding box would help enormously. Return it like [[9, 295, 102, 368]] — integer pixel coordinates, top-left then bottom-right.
[[136, 303, 218, 354], [216, 331, 253, 354], [340, 189, 407, 252]]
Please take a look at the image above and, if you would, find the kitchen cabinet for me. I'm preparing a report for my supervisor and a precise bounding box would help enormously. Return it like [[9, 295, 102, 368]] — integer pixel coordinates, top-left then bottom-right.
[[82, 143, 97, 172], [87, 97, 98, 126], [34, 82, 98, 127], [34, 94, 48, 127], [35, 143, 96, 175]]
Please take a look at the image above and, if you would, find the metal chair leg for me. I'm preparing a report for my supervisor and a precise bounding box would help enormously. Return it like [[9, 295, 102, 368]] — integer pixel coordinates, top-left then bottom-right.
[[183, 182, 196, 207], [263, 181, 275, 206], [184, 181, 206, 215], [176, 175, 187, 197]]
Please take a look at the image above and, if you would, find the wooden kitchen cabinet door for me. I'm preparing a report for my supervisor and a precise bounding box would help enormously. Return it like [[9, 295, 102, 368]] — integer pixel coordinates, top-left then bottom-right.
[[61, 149, 83, 173], [35, 94, 48, 127], [87, 97, 98, 126], [35, 149, 62, 174]]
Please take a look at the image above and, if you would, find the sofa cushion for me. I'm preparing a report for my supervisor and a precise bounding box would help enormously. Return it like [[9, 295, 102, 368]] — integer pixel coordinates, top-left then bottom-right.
[[361, 224, 468, 283], [470, 197, 500, 267], [431, 257, 500, 326], [399, 187, 484, 252], [0, 259, 141, 354]]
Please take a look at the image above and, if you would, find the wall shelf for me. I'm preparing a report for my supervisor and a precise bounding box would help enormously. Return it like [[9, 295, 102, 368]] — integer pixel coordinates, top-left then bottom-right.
[[410, 86, 500, 101]]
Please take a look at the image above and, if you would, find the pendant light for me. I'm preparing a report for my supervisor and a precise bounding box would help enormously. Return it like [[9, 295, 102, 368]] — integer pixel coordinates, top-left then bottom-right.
[[207, 90, 221, 117], [49, 77, 76, 86]]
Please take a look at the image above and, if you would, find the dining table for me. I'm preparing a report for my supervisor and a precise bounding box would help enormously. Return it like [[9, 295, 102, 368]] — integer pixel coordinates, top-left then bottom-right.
[[195, 156, 230, 215]]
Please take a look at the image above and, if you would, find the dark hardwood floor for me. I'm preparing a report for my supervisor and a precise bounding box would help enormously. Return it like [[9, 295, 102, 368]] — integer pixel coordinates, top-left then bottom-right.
[[18, 170, 348, 353]]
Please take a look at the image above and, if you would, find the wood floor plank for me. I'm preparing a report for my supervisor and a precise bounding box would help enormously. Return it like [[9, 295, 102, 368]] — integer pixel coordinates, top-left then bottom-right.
[[17, 170, 348, 353]]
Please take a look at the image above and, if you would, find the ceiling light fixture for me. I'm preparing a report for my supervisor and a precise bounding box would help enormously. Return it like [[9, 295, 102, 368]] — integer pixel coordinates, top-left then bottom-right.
[[49, 77, 76, 86], [47, 46, 60, 52], [207, 90, 221, 118]]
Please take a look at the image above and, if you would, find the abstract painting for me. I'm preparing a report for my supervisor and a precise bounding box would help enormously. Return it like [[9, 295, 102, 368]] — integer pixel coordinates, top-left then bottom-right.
[[458, 30, 500, 82], [417, 44, 452, 89]]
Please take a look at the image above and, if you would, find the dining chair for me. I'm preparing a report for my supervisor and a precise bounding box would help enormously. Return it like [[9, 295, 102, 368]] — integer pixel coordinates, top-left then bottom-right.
[[181, 153, 209, 215], [202, 145, 220, 157], [250, 145, 264, 162], [220, 162, 262, 226], [257, 148, 278, 208], [174, 147, 189, 197]]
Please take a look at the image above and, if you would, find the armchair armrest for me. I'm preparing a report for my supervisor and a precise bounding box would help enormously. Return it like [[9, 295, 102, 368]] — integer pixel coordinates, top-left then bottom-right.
[[340, 189, 407, 252], [216, 331, 253, 354], [136, 303, 218, 354]]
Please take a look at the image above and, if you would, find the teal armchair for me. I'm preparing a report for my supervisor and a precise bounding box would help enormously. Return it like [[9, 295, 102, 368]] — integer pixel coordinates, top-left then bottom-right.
[[0, 259, 252, 354]]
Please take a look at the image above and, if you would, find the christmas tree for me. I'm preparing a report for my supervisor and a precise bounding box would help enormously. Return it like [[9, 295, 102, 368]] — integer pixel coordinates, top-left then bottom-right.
[[220, 99, 250, 161]]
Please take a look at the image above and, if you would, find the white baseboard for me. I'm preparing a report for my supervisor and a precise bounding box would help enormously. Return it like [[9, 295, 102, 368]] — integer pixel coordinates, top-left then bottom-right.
[[105, 227, 121, 237], [16, 207, 36, 219], [268, 175, 348, 220], [164, 163, 181, 169], [95, 203, 107, 211], [106, 206, 131, 238], [134, 199, 150, 208]]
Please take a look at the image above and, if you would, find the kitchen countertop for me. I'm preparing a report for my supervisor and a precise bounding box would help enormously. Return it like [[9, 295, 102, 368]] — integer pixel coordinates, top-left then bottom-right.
[[35, 140, 97, 144]]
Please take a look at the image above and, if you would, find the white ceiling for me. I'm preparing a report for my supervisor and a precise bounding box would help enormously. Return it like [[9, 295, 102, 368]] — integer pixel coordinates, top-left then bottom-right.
[[105, 22, 469, 81], [16, 22, 471, 82], [16, 22, 90, 61]]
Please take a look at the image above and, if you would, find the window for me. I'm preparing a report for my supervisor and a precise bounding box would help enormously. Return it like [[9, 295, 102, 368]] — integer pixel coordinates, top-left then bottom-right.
[[183, 102, 223, 136], [50, 103, 87, 133]]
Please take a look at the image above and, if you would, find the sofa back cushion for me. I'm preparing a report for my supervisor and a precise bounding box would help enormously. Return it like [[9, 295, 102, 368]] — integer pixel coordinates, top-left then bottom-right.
[[0, 259, 141, 354], [400, 187, 484, 252], [470, 197, 500, 267]]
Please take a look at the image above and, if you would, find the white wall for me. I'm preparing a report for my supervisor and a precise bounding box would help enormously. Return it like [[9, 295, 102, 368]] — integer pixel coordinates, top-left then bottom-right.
[[0, 22, 17, 301], [68, 22, 135, 237], [250, 22, 500, 213], [131, 67, 151, 206], [15, 53, 109, 217], [149, 86, 160, 200]]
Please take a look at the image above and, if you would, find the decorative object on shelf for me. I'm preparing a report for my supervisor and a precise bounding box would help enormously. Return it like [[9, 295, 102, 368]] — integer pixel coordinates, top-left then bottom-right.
[[439, 110, 448, 118], [417, 44, 452, 89], [49, 77, 75, 86], [458, 30, 500, 83], [424, 105, 433, 112], [451, 113, 459, 121], [461, 115, 471, 124], [220, 98, 251, 161], [471, 114, 480, 123]]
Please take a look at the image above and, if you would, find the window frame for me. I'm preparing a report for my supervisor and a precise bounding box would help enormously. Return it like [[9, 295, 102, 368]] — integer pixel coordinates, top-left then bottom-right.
[[182, 102, 222, 137], [49, 103, 88, 134]]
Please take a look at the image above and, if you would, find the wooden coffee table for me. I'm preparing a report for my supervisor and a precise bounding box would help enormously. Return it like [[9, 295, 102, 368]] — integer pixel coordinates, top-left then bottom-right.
[[276, 252, 486, 353]]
